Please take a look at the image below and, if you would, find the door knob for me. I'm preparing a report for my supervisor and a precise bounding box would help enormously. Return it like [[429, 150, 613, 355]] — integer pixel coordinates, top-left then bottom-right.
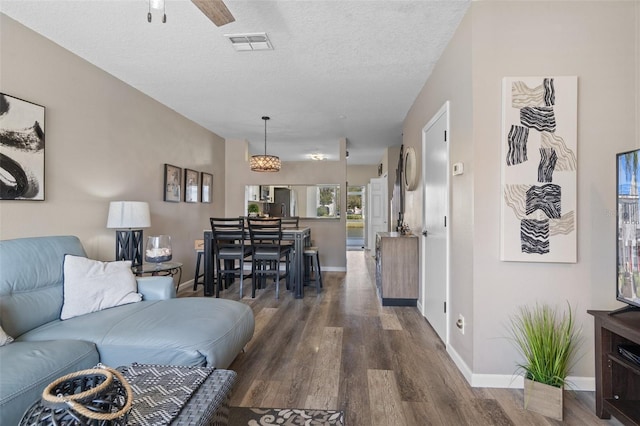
[[422, 230, 428, 236]]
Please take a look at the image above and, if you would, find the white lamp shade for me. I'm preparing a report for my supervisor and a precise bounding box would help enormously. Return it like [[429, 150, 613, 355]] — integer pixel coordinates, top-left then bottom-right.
[[107, 201, 151, 229]]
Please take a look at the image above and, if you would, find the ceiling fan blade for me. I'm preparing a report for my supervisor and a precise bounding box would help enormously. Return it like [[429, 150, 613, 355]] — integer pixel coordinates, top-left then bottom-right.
[[192, 0, 235, 27]]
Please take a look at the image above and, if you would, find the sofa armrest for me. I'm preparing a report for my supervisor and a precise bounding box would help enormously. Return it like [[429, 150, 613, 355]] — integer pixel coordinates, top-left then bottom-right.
[[136, 276, 176, 300]]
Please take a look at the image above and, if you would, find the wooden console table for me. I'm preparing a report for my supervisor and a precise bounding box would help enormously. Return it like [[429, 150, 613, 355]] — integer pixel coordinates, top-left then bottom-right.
[[588, 309, 640, 425], [375, 232, 418, 306]]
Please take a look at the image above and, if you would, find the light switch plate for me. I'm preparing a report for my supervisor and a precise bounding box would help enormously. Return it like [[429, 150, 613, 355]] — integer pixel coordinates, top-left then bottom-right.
[[452, 162, 464, 176]]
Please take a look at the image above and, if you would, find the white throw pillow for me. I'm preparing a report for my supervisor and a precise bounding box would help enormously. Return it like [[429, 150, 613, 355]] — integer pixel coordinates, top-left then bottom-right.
[[61, 255, 142, 320], [0, 325, 14, 346]]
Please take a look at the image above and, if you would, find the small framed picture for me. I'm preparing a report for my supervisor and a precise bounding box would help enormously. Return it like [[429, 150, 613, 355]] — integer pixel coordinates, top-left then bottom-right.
[[184, 168, 199, 203], [164, 163, 181, 202], [201, 172, 213, 203]]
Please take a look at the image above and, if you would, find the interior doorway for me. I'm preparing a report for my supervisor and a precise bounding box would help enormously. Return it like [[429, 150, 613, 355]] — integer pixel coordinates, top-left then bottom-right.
[[367, 175, 388, 252], [421, 102, 450, 345], [346, 185, 365, 250]]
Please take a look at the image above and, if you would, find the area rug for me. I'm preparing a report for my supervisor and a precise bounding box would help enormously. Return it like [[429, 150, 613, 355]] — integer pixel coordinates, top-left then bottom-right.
[[228, 406, 345, 426]]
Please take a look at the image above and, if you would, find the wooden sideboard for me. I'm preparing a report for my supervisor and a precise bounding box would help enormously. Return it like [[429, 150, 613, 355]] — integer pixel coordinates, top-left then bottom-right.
[[588, 309, 640, 425], [375, 232, 418, 306]]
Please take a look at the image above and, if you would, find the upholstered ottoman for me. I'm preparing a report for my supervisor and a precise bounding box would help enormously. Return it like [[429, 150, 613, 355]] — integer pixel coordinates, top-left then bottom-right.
[[172, 369, 236, 425], [119, 364, 236, 426]]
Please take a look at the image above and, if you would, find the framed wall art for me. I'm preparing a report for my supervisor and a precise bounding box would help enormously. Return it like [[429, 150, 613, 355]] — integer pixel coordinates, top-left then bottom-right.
[[164, 163, 181, 202], [201, 172, 212, 203], [500, 76, 578, 263], [0, 93, 45, 200], [184, 168, 199, 203]]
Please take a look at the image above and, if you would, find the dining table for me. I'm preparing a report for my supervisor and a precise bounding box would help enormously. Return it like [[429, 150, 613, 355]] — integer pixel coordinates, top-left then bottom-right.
[[203, 226, 311, 299]]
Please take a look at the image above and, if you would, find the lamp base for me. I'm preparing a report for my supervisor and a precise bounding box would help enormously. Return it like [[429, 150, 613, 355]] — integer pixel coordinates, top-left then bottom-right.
[[115, 229, 144, 266]]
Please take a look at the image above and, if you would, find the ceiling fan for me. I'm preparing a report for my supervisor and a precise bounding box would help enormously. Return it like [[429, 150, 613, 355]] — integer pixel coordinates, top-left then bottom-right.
[[191, 0, 235, 26]]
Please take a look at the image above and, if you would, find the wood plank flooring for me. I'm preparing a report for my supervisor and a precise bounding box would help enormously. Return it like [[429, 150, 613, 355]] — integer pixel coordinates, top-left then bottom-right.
[[178, 251, 622, 426]]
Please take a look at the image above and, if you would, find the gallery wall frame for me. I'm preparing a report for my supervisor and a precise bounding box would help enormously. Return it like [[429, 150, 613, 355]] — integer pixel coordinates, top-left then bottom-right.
[[184, 168, 199, 203], [164, 163, 181, 202], [201, 172, 213, 203], [500, 76, 578, 263], [0, 93, 45, 201]]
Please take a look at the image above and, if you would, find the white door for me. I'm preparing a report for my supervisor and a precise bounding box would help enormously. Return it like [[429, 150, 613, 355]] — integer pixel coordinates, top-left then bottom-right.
[[421, 102, 449, 344], [368, 175, 388, 252]]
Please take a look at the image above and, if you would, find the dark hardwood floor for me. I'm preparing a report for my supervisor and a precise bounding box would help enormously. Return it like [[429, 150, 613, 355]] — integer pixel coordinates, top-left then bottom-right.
[[178, 251, 621, 425]]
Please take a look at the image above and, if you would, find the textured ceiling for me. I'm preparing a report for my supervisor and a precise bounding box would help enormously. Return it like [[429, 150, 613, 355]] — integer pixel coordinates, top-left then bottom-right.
[[0, 0, 470, 165]]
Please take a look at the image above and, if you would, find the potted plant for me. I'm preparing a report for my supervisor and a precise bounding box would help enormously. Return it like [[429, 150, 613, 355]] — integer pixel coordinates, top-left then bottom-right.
[[508, 302, 582, 421], [248, 203, 260, 217]]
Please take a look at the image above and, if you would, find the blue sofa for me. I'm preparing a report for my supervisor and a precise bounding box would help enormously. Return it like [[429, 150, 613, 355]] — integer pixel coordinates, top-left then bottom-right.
[[0, 235, 255, 425]]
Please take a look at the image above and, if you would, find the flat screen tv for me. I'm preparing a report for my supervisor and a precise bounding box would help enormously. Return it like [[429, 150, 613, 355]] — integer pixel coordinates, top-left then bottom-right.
[[616, 149, 640, 313]]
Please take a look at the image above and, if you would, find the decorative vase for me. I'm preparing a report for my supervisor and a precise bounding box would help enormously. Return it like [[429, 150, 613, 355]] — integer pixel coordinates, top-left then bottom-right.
[[523, 378, 563, 421], [145, 235, 172, 267]]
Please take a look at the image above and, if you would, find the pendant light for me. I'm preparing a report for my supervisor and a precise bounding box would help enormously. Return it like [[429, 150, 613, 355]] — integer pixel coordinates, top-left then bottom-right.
[[147, 0, 167, 23], [250, 116, 281, 172]]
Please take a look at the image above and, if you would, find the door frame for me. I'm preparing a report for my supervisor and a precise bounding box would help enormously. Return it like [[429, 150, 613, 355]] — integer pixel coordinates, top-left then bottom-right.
[[420, 101, 450, 345], [367, 174, 388, 252], [346, 185, 365, 249]]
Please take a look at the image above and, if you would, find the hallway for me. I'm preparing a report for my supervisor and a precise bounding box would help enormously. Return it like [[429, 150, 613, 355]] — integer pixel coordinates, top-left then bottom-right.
[[181, 251, 618, 425]]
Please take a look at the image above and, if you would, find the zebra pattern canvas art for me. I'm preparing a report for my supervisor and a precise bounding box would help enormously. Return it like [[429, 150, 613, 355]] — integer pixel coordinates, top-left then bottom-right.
[[500, 76, 577, 263]]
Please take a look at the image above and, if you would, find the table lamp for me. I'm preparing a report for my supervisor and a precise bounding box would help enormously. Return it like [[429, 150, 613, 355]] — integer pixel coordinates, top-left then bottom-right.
[[106, 201, 151, 266]]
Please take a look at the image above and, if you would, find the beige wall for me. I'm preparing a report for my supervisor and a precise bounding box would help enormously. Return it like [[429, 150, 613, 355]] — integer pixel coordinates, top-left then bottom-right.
[[0, 15, 226, 283], [403, 7, 475, 368], [403, 0, 639, 387], [224, 139, 347, 270], [347, 165, 378, 187]]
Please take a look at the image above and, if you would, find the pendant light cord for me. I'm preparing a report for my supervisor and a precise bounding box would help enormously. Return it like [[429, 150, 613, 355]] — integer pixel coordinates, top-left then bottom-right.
[[262, 116, 270, 156]]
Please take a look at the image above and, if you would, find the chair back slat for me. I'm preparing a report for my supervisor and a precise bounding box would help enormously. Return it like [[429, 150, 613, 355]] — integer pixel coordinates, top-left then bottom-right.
[[247, 218, 282, 248], [210, 217, 246, 250]]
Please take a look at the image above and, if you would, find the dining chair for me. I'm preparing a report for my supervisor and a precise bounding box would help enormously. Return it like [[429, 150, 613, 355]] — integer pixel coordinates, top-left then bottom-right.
[[210, 217, 252, 298], [247, 218, 292, 299]]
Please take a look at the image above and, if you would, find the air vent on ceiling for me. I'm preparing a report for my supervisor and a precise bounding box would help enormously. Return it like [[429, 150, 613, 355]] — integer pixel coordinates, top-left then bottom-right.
[[224, 32, 273, 51]]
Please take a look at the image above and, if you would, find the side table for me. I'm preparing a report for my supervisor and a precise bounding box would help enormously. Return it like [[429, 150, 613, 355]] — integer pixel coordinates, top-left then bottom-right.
[[132, 261, 183, 292]]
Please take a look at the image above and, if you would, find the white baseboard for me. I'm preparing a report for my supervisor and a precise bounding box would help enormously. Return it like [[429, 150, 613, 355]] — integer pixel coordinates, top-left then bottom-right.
[[564, 376, 595, 391], [176, 268, 347, 293], [177, 279, 194, 292], [322, 266, 346, 272], [446, 344, 474, 385], [446, 345, 594, 390]]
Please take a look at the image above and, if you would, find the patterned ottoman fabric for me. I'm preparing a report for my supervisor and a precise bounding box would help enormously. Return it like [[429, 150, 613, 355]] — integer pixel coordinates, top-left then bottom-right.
[[119, 364, 236, 426], [174, 369, 236, 426]]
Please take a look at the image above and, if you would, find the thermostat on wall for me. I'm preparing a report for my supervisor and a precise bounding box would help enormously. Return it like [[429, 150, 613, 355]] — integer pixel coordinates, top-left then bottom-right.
[[452, 162, 464, 176]]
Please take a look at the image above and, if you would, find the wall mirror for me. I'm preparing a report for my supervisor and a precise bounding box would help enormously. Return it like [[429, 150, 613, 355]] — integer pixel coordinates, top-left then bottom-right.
[[245, 184, 340, 219], [404, 147, 418, 191]]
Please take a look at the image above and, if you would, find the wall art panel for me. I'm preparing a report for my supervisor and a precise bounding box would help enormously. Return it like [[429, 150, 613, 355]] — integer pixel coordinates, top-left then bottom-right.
[[0, 93, 45, 200], [500, 76, 577, 263]]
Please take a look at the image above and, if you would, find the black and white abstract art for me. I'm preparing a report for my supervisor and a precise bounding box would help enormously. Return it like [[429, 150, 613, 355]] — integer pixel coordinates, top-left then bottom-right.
[[500, 77, 577, 263], [0, 93, 45, 200]]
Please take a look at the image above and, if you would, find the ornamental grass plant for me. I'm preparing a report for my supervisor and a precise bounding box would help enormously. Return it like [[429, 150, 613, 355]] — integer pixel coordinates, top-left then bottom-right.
[[509, 302, 582, 388]]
